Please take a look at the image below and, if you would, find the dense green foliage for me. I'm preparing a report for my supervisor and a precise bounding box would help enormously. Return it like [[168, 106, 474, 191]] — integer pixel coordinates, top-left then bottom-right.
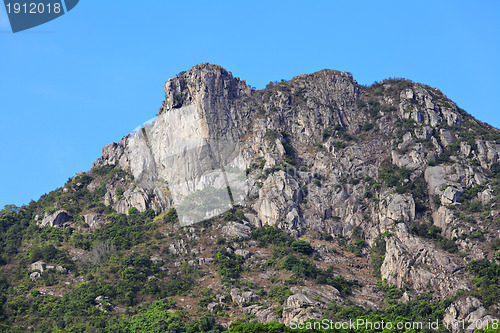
[[252, 226, 294, 247], [324, 293, 453, 332], [409, 221, 458, 254], [467, 259, 500, 307], [281, 254, 360, 296], [227, 315, 444, 332], [214, 248, 244, 284], [267, 286, 291, 304], [107, 300, 222, 333], [370, 233, 387, 279]]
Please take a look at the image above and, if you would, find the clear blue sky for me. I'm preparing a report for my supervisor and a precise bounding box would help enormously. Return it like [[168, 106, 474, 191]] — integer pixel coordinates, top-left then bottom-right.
[[1, 1, 499, 208]]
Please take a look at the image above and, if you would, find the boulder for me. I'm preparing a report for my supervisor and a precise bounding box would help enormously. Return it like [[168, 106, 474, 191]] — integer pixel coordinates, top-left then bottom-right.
[[441, 186, 462, 205], [222, 222, 251, 240], [235, 249, 251, 259], [230, 288, 258, 305], [282, 294, 319, 325], [439, 129, 457, 147], [30, 261, 46, 272], [243, 304, 278, 323], [84, 213, 105, 230], [30, 272, 41, 281], [285, 294, 314, 308]]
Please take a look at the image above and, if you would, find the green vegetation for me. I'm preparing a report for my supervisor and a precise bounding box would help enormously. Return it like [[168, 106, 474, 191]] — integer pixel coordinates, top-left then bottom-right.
[[290, 240, 314, 255], [281, 254, 360, 296], [214, 248, 244, 284], [267, 286, 291, 304], [345, 239, 366, 257], [333, 141, 346, 149], [370, 233, 388, 279], [410, 221, 458, 253], [324, 292, 453, 332], [467, 259, 500, 308], [361, 123, 374, 132]]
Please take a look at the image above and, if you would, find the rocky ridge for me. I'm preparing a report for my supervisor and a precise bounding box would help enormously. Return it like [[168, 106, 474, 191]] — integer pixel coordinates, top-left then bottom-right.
[[20, 63, 500, 330]]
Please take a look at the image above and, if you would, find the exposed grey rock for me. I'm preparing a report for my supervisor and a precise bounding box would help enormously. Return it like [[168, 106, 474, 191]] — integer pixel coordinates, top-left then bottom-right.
[[230, 288, 258, 305], [285, 294, 315, 308], [441, 186, 463, 205], [198, 257, 213, 265], [95, 295, 113, 312], [414, 126, 434, 139], [221, 222, 251, 240], [243, 304, 278, 323], [39, 210, 71, 227], [439, 129, 457, 147], [479, 187, 494, 205], [235, 249, 251, 259], [282, 294, 319, 325], [241, 291, 258, 303], [168, 239, 188, 255], [291, 286, 341, 303], [380, 224, 469, 299], [30, 272, 41, 281], [378, 192, 415, 226], [30, 261, 46, 272], [84, 213, 105, 230]]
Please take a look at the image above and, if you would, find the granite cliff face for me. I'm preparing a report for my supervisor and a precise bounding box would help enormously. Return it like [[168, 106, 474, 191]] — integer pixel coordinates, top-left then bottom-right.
[[85, 63, 500, 328]]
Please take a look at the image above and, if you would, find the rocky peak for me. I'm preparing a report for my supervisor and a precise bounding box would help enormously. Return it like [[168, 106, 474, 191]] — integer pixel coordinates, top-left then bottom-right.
[[12, 64, 500, 330], [161, 63, 252, 112]]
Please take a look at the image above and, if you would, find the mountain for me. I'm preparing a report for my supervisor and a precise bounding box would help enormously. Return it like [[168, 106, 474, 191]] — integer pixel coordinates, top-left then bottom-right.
[[0, 63, 499, 332]]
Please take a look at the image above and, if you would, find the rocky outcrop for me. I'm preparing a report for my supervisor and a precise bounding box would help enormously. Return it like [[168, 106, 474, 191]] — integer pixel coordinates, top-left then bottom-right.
[[230, 288, 259, 305], [253, 170, 302, 229], [443, 297, 498, 332], [39, 210, 71, 227], [282, 294, 319, 325], [30, 261, 46, 272], [243, 304, 278, 323], [84, 64, 500, 324], [380, 224, 469, 299], [84, 213, 105, 230], [378, 192, 415, 226], [221, 222, 251, 240], [30, 271, 41, 281], [95, 64, 252, 225]]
